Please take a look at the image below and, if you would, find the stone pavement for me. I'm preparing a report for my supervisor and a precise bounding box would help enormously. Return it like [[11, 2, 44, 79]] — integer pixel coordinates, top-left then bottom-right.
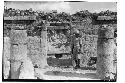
[[34, 66, 100, 80]]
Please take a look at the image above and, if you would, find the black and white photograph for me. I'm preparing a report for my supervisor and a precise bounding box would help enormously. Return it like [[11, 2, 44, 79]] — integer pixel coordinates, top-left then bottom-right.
[[2, 1, 117, 82]]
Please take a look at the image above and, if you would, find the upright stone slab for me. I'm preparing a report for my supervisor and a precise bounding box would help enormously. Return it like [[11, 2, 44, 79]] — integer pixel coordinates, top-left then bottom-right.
[[10, 30, 27, 79], [40, 27, 48, 68], [3, 37, 11, 79], [96, 25, 116, 80]]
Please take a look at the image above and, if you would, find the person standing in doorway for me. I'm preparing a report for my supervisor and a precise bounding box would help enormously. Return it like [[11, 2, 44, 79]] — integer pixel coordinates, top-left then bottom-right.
[[71, 28, 82, 69]]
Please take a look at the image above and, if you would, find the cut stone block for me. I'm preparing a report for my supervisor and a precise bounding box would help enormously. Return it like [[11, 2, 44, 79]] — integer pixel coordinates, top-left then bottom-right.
[[96, 25, 116, 80]]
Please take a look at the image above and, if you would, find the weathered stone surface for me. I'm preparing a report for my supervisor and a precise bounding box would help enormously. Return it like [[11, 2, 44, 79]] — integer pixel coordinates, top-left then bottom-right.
[[10, 61, 21, 79], [10, 30, 27, 61], [96, 25, 116, 80], [27, 30, 48, 68], [27, 36, 41, 67], [3, 37, 11, 79], [98, 25, 114, 39], [11, 45, 27, 61], [79, 54, 90, 67], [10, 30, 28, 79], [40, 30, 48, 68], [3, 37, 10, 61], [78, 31, 98, 67], [81, 35, 98, 57], [19, 57, 35, 79], [3, 60, 10, 79], [47, 29, 70, 54], [10, 30, 27, 44], [47, 27, 98, 67]]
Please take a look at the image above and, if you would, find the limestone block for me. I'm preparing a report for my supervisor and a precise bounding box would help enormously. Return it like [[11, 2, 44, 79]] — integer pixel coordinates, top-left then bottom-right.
[[3, 60, 10, 79], [27, 36, 43, 68], [10, 30, 28, 79], [10, 61, 21, 79], [79, 54, 90, 67], [40, 30, 48, 68], [98, 25, 114, 39], [19, 58, 35, 79], [11, 45, 27, 61], [3, 37, 10, 60], [10, 30, 27, 61], [10, 30, 27, 44], [96, 25, 116, 80], [3, 37, 11, 79]]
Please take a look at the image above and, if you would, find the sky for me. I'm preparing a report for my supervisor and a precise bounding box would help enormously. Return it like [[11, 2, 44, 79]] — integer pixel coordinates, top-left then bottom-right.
[[4, 1, 117, 14]]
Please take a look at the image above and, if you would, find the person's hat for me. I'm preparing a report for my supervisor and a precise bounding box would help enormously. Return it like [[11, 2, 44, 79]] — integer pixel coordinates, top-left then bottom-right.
[[72, 28, 79, 34]]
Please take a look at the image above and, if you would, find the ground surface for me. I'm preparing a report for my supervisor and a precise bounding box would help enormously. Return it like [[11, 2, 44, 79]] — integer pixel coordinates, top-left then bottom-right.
[[35, 66, 100, 80], [47, 57, 96, 70]]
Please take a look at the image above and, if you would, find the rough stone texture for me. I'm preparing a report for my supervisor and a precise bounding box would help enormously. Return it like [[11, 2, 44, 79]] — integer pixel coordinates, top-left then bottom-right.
[[10, 61, 22, 79], [47, 27, 98, 67], [10, 30, 27, 44], [10, 30, 28, 79], [27, 36, 46, 68], [47, 29, 70, 54], [27, 36, 41, 67], [3, 37, 11, 79], [11, 45, 27, 61], [19, 57, 35, 79], [80, 34, 98, 67], [10, 30, 27, 61], [27, 30, 48, 68], [70, 28, 98, 67], [96, 25, 116, 80], [40, 30, 48, 68]]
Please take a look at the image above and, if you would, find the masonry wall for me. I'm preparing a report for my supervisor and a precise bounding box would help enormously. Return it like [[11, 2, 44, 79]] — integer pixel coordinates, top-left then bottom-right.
[[27, 25, 99, 67], [27, 36, 41, 67], [3, 24, 117, 69]]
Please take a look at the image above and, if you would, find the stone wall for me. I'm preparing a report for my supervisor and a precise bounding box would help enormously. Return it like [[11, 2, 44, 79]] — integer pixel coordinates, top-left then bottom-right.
[[3, 24, 116, 71], [27, 36, 41, 67], [47, 29, 71, 54], [81, 34, 98, 57], [9, 30, 35, 79]]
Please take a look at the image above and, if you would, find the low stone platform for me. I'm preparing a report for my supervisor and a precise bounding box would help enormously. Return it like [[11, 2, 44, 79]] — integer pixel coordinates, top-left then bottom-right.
[[34, 66, 99, 80]]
